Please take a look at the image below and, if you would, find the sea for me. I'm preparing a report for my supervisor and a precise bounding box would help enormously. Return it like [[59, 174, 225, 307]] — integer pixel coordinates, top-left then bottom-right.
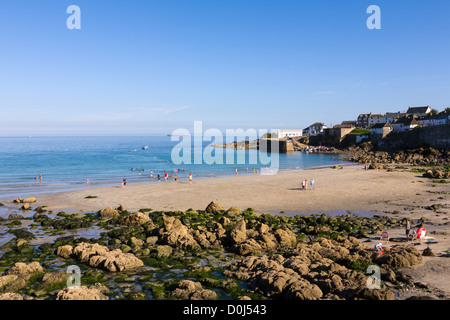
[[0, 136, 349, 199]]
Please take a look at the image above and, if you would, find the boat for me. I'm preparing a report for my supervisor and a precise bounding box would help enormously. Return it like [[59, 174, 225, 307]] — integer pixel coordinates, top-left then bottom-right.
[[142, 145, 149, 150]]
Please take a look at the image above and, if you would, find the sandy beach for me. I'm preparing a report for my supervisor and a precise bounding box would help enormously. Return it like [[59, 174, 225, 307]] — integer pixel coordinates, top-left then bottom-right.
[[1, 164, 449, 298]]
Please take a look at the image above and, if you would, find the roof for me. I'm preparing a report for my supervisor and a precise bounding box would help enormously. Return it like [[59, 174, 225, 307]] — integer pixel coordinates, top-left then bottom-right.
[[308, 122, 325, 127], [370, 122, 392, 129], [407, 106, 430, 114], [394, 117, 418, 125], [369, 114, 383, 117]]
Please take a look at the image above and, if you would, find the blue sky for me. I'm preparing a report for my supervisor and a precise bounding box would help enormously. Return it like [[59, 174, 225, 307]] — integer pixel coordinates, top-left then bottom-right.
[[0, 0, 449, 136]]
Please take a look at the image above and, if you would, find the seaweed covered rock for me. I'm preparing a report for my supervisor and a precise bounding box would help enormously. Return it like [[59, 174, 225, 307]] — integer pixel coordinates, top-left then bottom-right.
[[56, 242, 144, 272], [170, 280, 218, 300], [98, 206, 119, 219], [56, 284, 109, 300], [159, 215, 199, 250], [205, 201, 224, 214]]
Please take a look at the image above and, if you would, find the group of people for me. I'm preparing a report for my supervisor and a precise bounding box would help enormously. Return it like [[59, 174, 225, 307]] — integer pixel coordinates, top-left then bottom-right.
[[301, 178, 315, 190]]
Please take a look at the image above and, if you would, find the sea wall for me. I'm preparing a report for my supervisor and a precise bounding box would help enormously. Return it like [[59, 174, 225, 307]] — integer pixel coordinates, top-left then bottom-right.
[[377, 124, 450, 151]]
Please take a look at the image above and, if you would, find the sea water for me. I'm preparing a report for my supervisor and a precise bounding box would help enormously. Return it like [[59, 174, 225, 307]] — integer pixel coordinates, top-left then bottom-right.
[[0, 136, 349, 199]]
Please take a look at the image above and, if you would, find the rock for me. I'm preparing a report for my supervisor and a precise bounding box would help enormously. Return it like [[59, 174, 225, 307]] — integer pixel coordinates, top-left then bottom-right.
[[170, 280, 218, 300], [56, 245, 74, 258], [59, 242, 144, 272], [129, 236, 144, 247], [0, 293, 23, 300], [6, 262, 44, 276], [160, 215, 199, 250], [98, 206, 119, 219], [117, 204, 126, 212], [8, 214, 24, 220], [13, 198, 23, 203], [205, 201, 225, 214], [56, 285, 109, 300], [356, 288, 394, 300], [0, 275, 20, 290], [218, 216, 231, 227], [153, 245, 173, 259], [274, 228, 297, 247], [226, 207, 241, 216], [121, 212, 151, 226], [22, 197, 36, 203], [228, 220, 247, 245], [21, 203, 30, 210], [232, 239, 263, 255], [146, 236, 158, 245], [422, 247, 435, 256]]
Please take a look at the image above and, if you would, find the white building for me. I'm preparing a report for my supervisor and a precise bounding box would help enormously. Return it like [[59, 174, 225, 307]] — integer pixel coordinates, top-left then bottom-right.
[[277, 129, 303, 139], [303, 123, 327, 136]]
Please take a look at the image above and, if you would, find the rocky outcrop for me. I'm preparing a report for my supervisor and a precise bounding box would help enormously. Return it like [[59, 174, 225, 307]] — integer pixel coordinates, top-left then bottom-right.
[[0, 293, 24, 300], [422, 168, 449, 179], [170, 280, 218, 300], [56, 284, 109, 300], [224, 237, 422, 300], [98, 206, 120, 219], [56, 242, 144, 272], [205, 201, 224, 214], [120, 212, 152, 226], [346, 143, 449, 166], [159, 215, 199, 250]]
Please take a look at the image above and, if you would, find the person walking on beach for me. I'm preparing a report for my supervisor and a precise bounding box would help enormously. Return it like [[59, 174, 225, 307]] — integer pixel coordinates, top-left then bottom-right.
[[122, 178, 127, 188], [157, 174, 161, 182], [164, 172, 168, 182], [301, 179, 305, 190], [304, 179, 308, 190], [310, 178, 315, 190], [189, 172, 193, 183], [174, 174, 177, 182]]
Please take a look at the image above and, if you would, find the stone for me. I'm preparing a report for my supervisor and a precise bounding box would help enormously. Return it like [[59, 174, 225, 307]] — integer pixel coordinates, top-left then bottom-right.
[[121, 212, 151, 226], [153, 245, 173, 259], [22, 197, 36, 203], [170, 280, 218, 300], [98, 206, 119, 219], [205, 201, 225, 214], [59, 242, 144, 272], [56, 285, 109, 300], [228, 219, 247, 245], [0, 293, 23, 300], [274, 228, 297, 247], [226, 207, 241, 216], [6, 262, 44, 276], [56, 245, 74, 258], [160, 215, 199, 250]]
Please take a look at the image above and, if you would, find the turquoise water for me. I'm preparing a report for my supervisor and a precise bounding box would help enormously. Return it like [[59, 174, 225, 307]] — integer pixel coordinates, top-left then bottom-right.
[[0, 136, 348, 199]]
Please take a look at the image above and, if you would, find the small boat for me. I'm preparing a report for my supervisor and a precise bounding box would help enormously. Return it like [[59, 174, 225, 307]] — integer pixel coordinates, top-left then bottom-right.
[[142, 145, 149, 150]]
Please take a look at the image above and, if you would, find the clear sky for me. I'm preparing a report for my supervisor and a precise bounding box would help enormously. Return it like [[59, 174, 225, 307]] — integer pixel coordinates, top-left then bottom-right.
[[0, 0, 449, 136]]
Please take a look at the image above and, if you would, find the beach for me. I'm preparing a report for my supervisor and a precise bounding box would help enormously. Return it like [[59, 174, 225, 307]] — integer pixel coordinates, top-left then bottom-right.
[[1, 163, 449, 299]]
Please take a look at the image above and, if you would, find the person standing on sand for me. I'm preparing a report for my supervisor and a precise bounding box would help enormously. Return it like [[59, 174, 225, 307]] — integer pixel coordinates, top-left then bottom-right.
[[157, 174, 161, 182], [310, 178, 315, 190], [301, 180, 305, 190], [122, 178, 127, 188], [164, 172, 168, 181], [405, 218, 411, 241], [304, 179, 308, 190], [189, 172, 192, 183], [174, 174, 177, 182]]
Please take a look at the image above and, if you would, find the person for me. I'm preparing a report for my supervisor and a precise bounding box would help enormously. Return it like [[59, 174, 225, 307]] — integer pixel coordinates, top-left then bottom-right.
[[301, 180, 305, 190], [138, 171, 141, 177], [189, 172, 192, 183], [405, 218, 411, 241], [304, 179, 308, 190], [122, 178, 127, 187], [235, 168, 238, 175], [39, 173, 42, 183], [157, 174, 161, 182], [164, 172, 168, 181], [174, 174, 177, 181], [310, 178, 315, 190], [86, 178, 89, 188], [150, 170, 153, 177]]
